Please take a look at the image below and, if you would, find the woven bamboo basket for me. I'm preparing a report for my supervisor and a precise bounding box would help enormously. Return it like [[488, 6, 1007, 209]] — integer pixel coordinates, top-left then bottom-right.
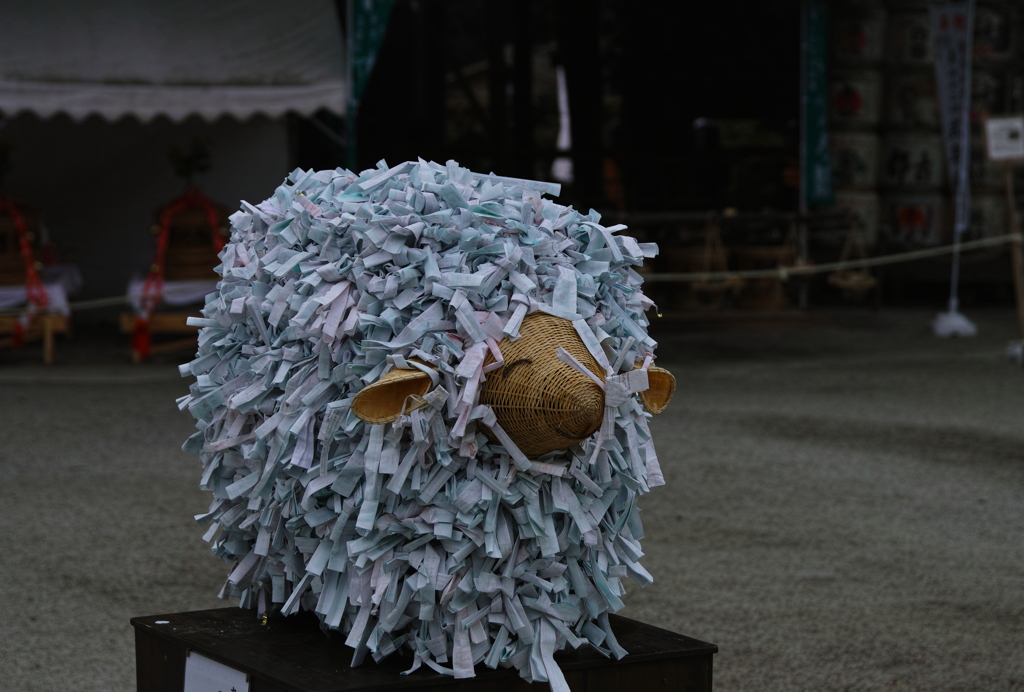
[[733, 245, 796, 310], [827, 269, 877, 300], [161, 205, 228, 281], [351, 365, 432, 424], [480, 313, 606, 457], [164, 245, 221, 281]]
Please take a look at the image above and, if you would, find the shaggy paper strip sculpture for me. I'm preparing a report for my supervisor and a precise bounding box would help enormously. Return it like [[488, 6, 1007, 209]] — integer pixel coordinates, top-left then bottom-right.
[[179, 159, 672, 691]]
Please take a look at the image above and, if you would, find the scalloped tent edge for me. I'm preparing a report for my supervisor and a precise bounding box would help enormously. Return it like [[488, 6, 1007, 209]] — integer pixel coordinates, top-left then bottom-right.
[[0, 0, 346, 123]]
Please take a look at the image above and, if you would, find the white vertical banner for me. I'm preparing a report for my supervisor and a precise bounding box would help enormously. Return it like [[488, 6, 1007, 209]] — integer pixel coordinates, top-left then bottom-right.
[[930, 1, 979, 336], [931, 3, 975, 236]]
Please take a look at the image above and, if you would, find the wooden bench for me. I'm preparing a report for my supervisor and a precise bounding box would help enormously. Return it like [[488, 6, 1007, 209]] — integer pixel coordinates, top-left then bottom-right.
[[0, 313, 69, 364], [120, 311, 201, 362]]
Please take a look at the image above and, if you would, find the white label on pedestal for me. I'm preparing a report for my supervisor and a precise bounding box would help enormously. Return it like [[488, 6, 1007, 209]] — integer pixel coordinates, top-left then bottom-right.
[[985, 116, 1024, 162], [183, 651, 249, 692]]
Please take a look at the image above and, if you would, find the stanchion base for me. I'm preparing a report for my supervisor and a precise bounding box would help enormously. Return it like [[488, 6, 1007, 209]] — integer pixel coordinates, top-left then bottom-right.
[[932, 309, 978, 337]]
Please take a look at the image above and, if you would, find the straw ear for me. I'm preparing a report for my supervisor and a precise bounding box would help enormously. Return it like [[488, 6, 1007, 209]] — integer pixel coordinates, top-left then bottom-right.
[[352, 367, 433, 424], [640, 366, 676, 415]]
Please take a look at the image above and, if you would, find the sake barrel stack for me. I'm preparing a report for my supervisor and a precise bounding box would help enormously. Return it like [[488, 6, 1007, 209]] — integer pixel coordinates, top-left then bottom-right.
[[881, 1, 948, 248], [966, 1, 1017, 244], [831, 1, 885, 250]]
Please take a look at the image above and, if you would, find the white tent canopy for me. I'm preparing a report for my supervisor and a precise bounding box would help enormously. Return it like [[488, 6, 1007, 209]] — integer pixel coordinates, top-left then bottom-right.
[[0, 0, 346, 122]]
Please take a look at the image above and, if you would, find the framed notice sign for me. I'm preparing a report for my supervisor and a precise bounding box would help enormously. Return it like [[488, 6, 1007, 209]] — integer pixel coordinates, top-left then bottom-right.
[[984, 116, 1024, 162], [184, 651, 249, 692]]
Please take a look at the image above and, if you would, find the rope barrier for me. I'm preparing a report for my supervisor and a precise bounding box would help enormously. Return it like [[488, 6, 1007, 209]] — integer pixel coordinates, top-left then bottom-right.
[[644, 233, 1024, 282], [0, 294, 130, 317], [64, 295, 132, 311], [1, 232, 1021, 316]]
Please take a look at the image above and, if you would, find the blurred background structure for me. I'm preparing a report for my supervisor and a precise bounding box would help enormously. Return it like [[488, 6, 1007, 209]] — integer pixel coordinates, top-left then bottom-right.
[[0, 1, 341, 326], [2, 0, 1024, 348]]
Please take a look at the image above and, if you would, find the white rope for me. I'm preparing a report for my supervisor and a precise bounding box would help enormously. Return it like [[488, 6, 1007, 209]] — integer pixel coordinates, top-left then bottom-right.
[[0, 294, 130, 316], [645, 233, 1024, 283], [1, 233, 1020, 315]]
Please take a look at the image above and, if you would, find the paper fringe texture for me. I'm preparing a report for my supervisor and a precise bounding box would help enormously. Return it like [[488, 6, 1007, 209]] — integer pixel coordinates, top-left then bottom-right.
[[179, 159, 666, 691]]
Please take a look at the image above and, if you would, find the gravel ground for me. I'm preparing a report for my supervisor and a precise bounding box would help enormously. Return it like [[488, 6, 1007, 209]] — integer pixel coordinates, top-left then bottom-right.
[[1, 309, 1022, 691]]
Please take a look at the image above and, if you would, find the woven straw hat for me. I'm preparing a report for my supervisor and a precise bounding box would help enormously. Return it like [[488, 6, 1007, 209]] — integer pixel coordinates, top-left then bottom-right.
[[480, 313, 606, 457], [351, 365, 432, 424]]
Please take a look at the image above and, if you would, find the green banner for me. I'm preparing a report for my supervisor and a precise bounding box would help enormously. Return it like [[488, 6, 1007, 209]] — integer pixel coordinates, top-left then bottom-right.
[[801, 0, 834, 207], [347, 0, 396, 167]]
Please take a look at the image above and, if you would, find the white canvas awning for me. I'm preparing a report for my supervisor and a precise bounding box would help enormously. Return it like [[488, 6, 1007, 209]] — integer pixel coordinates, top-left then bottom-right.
[[0, 0, 346, 122]]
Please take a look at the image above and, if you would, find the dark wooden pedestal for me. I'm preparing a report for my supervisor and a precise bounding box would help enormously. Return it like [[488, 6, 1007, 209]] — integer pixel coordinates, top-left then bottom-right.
[[132, 608, 716, 692]]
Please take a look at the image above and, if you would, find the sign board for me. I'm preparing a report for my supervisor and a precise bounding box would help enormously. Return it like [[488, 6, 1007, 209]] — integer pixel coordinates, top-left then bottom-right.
[[184, 651, 249, 692], [985, 116, 1024, 162]]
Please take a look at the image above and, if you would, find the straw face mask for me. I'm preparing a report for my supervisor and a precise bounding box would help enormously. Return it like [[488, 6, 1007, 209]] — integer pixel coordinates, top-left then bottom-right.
[[352, 312, 675, 457], [180, 159, 673, 691]]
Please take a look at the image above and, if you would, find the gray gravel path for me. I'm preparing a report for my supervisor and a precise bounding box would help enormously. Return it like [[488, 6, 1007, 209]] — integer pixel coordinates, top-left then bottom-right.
[[1, 309, 1022, 691], [0, 367, 223, 692], [627, 309, 1024, 692]]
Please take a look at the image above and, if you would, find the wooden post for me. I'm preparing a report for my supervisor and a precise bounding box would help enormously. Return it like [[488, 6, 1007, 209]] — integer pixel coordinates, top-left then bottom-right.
[[42, 314, 55, 365], [1004, 167, 1024, 340]]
